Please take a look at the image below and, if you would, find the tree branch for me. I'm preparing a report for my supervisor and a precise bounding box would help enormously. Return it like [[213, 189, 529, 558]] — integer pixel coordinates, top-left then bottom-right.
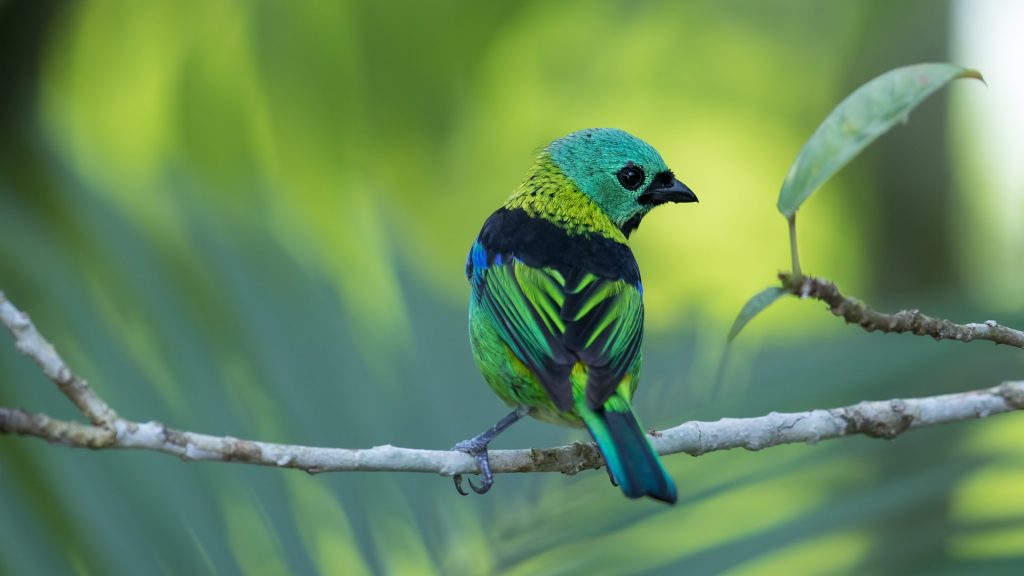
[[3, 290, 1024, 478], [780, 273, 1024, 349], [2, 384, 1023, 476]]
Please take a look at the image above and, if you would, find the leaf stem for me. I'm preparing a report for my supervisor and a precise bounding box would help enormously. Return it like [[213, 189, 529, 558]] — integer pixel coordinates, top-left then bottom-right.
[[788, 214, 802, 278]]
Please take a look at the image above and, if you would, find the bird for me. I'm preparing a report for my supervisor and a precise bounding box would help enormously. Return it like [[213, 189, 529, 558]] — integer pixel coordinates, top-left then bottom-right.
[[453, 128, 697, 504]]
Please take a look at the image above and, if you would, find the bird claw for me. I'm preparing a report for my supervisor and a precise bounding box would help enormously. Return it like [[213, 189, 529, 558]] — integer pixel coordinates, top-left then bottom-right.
[[467, 475, 491, 494], [451, 441, 494, 496], [453, 473, 470, 496]]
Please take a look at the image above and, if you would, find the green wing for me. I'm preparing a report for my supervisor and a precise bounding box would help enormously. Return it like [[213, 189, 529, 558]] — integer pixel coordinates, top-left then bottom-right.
[[473, 258, 643, 412]]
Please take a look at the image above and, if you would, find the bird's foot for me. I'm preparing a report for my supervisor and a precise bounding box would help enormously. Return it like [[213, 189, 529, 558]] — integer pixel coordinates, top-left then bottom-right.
[[451, 437, 494, 495], [450, 406, 529, 496]]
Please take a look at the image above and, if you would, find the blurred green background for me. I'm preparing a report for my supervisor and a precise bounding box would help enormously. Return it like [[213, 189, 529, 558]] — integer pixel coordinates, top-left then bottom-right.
[[1, 0, 1022, 574]]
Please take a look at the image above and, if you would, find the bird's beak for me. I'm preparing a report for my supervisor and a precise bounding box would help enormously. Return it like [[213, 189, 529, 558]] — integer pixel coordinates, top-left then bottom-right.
[[638, 178, 698, 205]]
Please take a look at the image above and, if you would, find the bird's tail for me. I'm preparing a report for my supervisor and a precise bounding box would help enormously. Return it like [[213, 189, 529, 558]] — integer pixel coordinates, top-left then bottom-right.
[[580, 400, 677, 504]]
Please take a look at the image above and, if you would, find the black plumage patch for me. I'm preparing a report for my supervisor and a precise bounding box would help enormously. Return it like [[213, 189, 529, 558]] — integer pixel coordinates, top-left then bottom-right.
[[470, 208, 640, 285], [620, 213, 645, 238]]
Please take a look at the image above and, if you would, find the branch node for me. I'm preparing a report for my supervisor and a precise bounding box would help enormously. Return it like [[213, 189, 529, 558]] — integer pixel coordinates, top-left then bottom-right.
[[8, 307, 30, 330], [839, 401, 914, 439], [223, 436, 263, 462], [996, 382, 1024, 408]]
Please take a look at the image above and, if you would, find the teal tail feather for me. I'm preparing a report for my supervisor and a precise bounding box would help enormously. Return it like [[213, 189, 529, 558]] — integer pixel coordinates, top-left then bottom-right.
[[581, 405, 677, 504]]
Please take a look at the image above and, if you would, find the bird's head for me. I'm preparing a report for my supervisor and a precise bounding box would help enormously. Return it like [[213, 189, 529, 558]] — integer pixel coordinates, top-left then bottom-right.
[[547, 128, 697, 236]]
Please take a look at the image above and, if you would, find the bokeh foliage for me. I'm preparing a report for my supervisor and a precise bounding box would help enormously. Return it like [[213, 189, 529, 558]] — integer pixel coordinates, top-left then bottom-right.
[[1, 1, 1022, 574]]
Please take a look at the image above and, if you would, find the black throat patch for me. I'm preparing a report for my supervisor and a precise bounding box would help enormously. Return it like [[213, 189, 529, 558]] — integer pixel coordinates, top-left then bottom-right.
[[620, 212, 648, 238]]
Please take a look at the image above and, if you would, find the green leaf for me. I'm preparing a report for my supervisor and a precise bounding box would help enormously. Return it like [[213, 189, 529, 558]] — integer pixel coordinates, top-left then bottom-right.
[[727, 286, 787, 342], [777, 63, 984, 217]]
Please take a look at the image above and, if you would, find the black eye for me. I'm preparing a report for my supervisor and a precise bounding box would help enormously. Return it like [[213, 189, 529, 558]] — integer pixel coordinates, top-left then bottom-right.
[[616, 163, 645, 191]]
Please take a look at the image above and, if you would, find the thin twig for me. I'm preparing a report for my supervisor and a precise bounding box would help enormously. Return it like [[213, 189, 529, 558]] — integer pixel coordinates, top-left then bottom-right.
[[0, 292, 118, 426], [780, 274, 1024, 349]]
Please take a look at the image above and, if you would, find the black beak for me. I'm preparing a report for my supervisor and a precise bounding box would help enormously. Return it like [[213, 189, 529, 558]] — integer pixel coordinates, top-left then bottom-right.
[[638, 177, 698, 206]]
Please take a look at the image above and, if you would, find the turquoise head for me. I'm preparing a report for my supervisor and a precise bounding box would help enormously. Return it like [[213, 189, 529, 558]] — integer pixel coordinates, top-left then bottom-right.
[[547, 128, 697, 236]]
